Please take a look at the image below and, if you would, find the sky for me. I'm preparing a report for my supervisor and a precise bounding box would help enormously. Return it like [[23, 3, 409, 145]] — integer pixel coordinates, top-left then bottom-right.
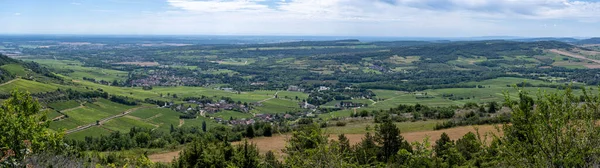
[[1, 0, 600, 37]]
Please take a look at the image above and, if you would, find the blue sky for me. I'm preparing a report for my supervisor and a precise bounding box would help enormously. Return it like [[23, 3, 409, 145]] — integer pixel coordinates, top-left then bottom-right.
[[2, 0, 600, 37]]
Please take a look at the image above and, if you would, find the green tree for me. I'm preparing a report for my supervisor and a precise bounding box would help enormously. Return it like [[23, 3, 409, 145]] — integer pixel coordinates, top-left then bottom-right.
[[455, 132, 480, 160], [245, 125, 255, 138], [264, 150, 281, 168], [0, 89, 64, 165], [353, 132, 378, 165], [375, 119, 411, 162], [263, 124, 272, 137], [487, 101, 498, 113], [201, 121, 207, 132], [498, 87, 600, 167], [434, 132, 453, 159]]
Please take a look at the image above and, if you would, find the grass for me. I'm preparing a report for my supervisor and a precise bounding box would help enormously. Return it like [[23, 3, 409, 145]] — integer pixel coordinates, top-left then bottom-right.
[[46, 110, 63, 119], [276, 91, 309, 100], [1, 64, 28, 76], [129, 107, 183, 132], [47, 100, 81, 111], [320, 77, 589, 119], [0, 79, 58, 93], [102, 117, 157, 132], [50, 118, 86, 130], [321, 99, 374, 108], [252, 98, 301, 114], [61, 99, 135, 125], [25, 59, 128, 81], [66, 127, 113, 140]]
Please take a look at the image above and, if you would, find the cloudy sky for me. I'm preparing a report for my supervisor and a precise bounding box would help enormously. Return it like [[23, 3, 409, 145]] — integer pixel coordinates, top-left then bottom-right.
[[1, 0, 600, 37]]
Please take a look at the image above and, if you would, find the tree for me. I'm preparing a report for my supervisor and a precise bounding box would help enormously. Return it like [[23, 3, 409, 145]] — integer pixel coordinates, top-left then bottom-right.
[[434, 132, 453, 158], [245, 126, 255, 138], [201, 121, 207, 132], [455, 132, 480, 161], [338, 134, 350, 154], [375, 119, 411, 162], [263, 124, 272, 137], [264, 150, 281, 168], [0, 89, 64, 166], [498, 87, 600, 167], [353, 132, 378, 165], [487, 102, 498, 113]]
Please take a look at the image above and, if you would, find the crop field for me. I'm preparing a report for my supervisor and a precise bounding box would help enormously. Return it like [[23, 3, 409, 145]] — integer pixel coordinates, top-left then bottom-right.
[[0, 79, 58, 93], [66, 127, 112, 140], [1, 64, 28, 76], [47, 100, 81, 111], [46, 110, 63, 119], [26, 59, 128, 81], [276, 91, 309, 100], [50, 118, 86, 131], [60, 99, 135, 126], [102, 117, 157, 132], [320, 77, 587, 119], [252, 98, 301, 114]]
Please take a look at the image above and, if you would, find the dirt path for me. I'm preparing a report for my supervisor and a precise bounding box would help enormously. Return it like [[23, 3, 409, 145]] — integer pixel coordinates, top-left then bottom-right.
[[369, 99, 377, 105], [61, 104, 84, 113], [178, 119, 184, 127], [0, 79, 18, 87], [257, 91, 280, 103], [65, 106, 151, 134]]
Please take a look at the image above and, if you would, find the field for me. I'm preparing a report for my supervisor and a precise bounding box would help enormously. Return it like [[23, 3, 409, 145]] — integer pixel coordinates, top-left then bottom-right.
[[320, 77, 585, 119], [47, 100, 81, 111], [66, 127, 113, 140], [26, 59, 128, 81], [1, 64, 28, 76], [252, 98, 301, 114], [0, 79, 58, 93], [51, 99, 136, 130]]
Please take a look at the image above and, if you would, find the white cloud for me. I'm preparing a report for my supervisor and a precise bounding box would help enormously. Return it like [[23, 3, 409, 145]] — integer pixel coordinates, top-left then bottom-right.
[[70, 2, 82, 5], [13, 13, 21, 16], [166, 0, 271, 13]]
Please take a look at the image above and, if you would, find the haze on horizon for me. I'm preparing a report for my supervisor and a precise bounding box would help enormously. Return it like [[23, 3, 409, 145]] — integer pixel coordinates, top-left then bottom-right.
[[2, 0, 600, 37]]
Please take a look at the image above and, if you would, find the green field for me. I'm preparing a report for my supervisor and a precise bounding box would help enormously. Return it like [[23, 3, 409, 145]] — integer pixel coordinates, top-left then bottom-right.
[[60, 99, 135, 127], [1, 64, 28, 76], [320, 77, 587, 119], [0, 79, 58, 93], [252, 98, 301, 114], [102, 117, 157, 132], [26, 59, 128, 81], [47, 100, 81, 111], [67, 127, 112, 140]]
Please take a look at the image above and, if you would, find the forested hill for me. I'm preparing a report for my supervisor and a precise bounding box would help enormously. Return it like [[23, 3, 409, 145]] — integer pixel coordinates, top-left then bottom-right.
[[0, 54, 59, 83]]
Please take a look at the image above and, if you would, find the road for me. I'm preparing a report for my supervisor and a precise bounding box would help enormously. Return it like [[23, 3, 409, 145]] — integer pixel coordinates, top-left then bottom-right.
[[0, 79, 18, 87], [257, 91, 280, 103], [65, 106, 149, 134]]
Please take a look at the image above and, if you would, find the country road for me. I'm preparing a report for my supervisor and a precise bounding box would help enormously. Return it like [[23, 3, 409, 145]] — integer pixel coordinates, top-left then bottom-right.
[[0, 79, 18, 87], [257, 91, 280, 103], [65, 106, 150, 134]]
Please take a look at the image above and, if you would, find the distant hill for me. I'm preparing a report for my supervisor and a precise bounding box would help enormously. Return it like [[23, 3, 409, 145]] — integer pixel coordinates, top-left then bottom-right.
[[574, 38, 600, 45]]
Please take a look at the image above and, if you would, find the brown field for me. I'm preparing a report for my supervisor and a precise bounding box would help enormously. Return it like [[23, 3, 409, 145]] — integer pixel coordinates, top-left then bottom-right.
[[149, 124, 502, 163], [114, 61, 160, 66]]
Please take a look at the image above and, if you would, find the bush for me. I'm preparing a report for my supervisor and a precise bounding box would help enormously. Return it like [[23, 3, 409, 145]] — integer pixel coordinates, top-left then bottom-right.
[[336, 121, 347, 127]]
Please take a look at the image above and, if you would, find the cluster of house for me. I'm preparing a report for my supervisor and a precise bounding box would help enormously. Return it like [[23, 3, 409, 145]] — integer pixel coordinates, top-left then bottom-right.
[[130, 70, 200, 87], [334, 101, 366, 109], [183, 99, 251, 114]]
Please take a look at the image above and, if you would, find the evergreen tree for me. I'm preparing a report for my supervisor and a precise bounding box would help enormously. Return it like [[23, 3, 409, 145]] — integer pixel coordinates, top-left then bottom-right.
[[375, 119, 411, 162]]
